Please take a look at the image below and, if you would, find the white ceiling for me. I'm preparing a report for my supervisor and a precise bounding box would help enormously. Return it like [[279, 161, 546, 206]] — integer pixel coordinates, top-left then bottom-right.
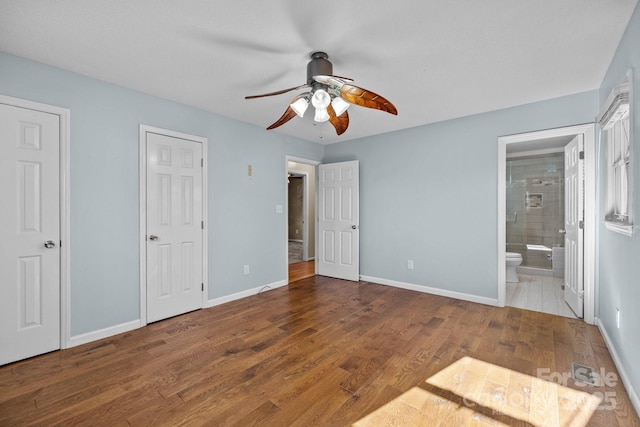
[[0, 1, 637, 144]]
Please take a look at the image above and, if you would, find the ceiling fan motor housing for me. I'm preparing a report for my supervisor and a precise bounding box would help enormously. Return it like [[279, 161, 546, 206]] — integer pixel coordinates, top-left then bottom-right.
[[307, 52, 332, 85]]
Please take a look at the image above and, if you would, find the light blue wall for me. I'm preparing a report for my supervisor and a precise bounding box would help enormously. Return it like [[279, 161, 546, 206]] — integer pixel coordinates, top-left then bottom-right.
[[597, 2, 640, 401], [324, 91, 598, 298], [0, 52, 323, 336]]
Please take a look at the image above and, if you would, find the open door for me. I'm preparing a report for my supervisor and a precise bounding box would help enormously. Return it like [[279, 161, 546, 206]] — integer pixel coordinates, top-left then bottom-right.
[[317, 161, 359, 281], [564, 134, 584, 318]]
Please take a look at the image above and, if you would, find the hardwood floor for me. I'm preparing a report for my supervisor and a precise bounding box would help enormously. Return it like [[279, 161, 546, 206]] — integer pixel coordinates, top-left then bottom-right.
[[1, 276, 638, 426], [288, 260, 315, 283]]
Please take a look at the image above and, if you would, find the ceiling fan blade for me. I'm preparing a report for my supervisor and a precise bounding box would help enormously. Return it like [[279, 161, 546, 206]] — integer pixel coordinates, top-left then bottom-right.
[[265, 93, 309, 130], [313, 75, 354, 85], [245, 83, 308, 99], [339, 84, 398, 115], [266, 106, 297, 130], [327, 104, 349, 135]]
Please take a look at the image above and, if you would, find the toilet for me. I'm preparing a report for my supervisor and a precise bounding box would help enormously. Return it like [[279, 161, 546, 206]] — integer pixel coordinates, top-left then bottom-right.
[[505, 252, 523, 283]]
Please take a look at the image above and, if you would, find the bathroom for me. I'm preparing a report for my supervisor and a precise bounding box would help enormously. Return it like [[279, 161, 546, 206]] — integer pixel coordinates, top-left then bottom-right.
[[505, 151, 575, 318]]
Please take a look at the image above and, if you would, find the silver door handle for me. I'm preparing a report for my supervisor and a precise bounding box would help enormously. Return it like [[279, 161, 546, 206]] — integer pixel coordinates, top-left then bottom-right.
[[149, 235, 159, 241], [44, 240, 56, 249], [559, 229, 566, 234]]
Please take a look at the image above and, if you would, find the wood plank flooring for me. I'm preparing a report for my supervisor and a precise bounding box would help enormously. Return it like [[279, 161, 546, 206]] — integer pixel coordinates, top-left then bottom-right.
[[1, 276, 638, 426], [288, 260, 315, 283]]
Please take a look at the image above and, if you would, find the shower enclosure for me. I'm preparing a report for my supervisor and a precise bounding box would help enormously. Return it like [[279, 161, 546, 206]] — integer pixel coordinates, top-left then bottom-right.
[[506, 153, 565, 274]]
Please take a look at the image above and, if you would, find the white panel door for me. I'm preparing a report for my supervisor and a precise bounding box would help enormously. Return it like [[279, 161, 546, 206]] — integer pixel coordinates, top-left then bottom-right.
[[146, 132, 203, 323], [564, 134, 584, 318], [318, 161, 359, 281], [0, 104, 60, 365]]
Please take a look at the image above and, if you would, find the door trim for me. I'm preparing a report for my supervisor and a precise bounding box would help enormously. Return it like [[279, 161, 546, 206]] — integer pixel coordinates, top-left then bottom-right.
[[139, 125, 208, 326], [497, 123, 596, 324], [0, 94, 71, 349]]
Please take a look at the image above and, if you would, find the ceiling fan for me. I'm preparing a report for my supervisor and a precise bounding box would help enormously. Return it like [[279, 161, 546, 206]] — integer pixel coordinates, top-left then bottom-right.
[[245, 52, 397, 136]]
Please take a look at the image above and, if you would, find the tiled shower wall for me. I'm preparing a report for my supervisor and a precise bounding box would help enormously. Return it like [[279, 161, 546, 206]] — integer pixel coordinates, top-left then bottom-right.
[[506, 153, 564, 269]]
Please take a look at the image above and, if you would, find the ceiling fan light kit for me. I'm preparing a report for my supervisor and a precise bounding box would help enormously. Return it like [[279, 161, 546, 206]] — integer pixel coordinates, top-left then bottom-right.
[[331, 96, 350, 117], [311, 89, 331, 122], [245, 51, 397, 136], [290, 97, 309, 118]]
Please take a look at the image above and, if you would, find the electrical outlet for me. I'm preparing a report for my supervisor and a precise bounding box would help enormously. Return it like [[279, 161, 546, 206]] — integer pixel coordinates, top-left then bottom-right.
[[616, 308, 620, 328], [243, 264, 250, 275], [407, 260, 414, 270]]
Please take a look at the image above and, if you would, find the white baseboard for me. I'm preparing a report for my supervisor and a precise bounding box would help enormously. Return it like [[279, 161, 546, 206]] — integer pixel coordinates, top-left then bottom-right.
[[64, 281, 289, 348], [67, 319, 141, 348], [596, 317, 640, 418], [206, 279, 288, 308], [360, 275, 499, 307]]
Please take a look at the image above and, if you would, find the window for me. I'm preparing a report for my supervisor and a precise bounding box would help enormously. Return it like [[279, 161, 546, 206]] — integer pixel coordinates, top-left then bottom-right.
[[598, 70, 633, 235]]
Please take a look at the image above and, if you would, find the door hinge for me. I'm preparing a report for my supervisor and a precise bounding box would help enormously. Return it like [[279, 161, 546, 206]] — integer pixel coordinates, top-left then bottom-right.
[[201, 220, 204, 229], [201, 283, 204, 291], [579, 151, 584, 160], [201, 158, 204, 167], [579, 220, 584, 229]]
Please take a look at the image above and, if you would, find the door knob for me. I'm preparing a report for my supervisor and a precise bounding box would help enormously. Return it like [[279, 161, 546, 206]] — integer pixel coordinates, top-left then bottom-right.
[[149, 235, 159, 241], [44, 240, 56, 249], [351, 225, 358, 230], [558, 229, 566, 234]]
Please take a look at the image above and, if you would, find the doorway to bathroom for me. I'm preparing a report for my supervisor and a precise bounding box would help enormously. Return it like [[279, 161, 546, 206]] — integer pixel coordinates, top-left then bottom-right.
[[497, 124, 596, 324], [505, 150, 575, 318]]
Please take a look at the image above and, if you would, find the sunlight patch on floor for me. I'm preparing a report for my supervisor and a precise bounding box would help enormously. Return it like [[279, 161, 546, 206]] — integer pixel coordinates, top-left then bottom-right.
[[353, 357, 601, 426]]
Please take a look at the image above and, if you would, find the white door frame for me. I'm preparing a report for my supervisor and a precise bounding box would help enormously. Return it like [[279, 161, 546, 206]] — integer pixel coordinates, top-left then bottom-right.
[[497, 123, 596, 324], [139, 125, 208, 326], [0, 94, 71, 349], [285, 156, 320, 281]]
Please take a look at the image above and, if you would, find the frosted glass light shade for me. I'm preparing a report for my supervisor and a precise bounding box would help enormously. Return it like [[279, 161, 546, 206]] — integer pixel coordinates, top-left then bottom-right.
[[314, 107, 329, 122], [290, 98, 308, 117], [331, 97, 350, 116], [311, 89, 331, 109]]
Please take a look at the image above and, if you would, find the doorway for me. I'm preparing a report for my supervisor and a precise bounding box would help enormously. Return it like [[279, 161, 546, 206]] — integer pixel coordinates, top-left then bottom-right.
[[497, 124, 596, 324], [286, 156, 319, 283], [288, 171, 308, 263]]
